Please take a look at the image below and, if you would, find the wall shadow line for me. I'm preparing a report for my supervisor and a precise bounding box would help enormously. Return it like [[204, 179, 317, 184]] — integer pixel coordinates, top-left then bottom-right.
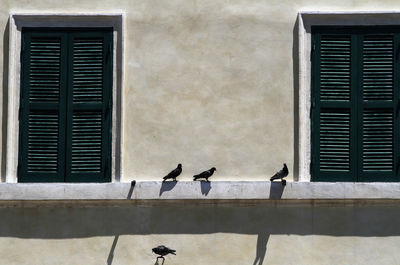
[[292, 15, 300, 182], [107, 235, 119, 265], [1, 19, 9, 182]]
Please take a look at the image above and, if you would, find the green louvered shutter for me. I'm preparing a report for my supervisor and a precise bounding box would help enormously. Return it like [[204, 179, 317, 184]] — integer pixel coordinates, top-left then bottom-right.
[[18, 28, 112, 183], [312, 27, 400, 182], [311, 33, 356, 181], [65, 31, 112, 182], [359, 34, 399, 181], [19, 30, 68, 182]]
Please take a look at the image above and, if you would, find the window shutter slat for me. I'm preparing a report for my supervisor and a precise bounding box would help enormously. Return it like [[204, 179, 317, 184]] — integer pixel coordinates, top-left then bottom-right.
[[73, 38, 104, 103], [362, 35, 394, 101], [29, 38, 61, 103], [71, 110, 102, 173], [320, 35, 351, 101], [320, 110, 351, 172], [27, 110, 59, 173], [362, 110, 393, 172]]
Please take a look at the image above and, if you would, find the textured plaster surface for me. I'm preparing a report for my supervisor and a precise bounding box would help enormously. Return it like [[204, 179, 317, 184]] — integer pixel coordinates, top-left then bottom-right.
[[0, 201, 399, 264], [1, 1, 400, 181]]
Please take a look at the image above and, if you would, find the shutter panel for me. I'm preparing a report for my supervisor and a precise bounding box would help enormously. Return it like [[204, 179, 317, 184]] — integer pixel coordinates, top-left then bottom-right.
[[319, 110, 351, 172], [319, 35, 351, 101], [19, 30, 67, 182], [65, 30, 112, 182], [312, 33, 355, 181], [312, 27, 400, 182], [359, 35, 397, 181]]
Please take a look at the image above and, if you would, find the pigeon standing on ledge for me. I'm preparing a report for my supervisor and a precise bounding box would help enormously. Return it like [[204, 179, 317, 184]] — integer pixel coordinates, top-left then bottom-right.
[[163, 164, 182, 182], [270, 163, 289, 186], [152, 245, 176, 258], [193, 167, 216, 182]]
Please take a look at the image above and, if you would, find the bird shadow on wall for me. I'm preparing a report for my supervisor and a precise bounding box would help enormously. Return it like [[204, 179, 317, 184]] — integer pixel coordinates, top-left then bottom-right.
[[200, 180, 211, 195], [127, 181, 136, 199], [159, 181, 177, 196], [253, 234, 270, 265], [269, 182, 285, 199]]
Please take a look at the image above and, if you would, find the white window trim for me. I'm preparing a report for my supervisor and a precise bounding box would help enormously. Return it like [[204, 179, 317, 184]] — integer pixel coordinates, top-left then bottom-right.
[[6, 13, 125, 183], [298, 11, 400, 182]]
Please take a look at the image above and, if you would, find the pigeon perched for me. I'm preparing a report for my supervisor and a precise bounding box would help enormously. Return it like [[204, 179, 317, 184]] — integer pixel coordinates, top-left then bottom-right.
[[193, 167, 216, 182], [163, 164, 182, 182], [152, 245, 176, 257], [270, 163, 289, 185]]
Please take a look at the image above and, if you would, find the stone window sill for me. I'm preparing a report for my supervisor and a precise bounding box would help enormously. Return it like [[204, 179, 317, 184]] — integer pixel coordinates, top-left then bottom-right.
[[0, 181, 399, 200]]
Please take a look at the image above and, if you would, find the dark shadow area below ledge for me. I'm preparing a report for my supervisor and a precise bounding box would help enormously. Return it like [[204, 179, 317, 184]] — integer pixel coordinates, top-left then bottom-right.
[[0, 200, 399, 239]]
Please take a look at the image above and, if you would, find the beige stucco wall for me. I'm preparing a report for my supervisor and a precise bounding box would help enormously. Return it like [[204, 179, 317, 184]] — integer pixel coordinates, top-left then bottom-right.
[[1, 2, 400, 265], [1, 1, 400, 181], [0, 201, 399, 265]]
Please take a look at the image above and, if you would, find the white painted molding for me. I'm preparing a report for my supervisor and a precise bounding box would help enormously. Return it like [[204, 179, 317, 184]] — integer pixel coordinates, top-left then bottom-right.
[[6, 13, 125, 183], [0, 181, 400, 200], [297, 11, 400, 182]]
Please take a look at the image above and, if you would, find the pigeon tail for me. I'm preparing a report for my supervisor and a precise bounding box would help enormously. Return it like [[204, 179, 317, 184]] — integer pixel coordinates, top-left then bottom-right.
[[270, 174, 280, 181]]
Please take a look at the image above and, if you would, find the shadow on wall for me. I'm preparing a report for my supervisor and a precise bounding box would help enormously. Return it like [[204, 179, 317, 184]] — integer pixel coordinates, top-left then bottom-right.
[[1, 19, 9, 183], [268, 182, 284, 199], [107, 235, 119, 265], [159, 181, 178, 196], [292, 15, 299, 182], [2, 200, 400, 265], [2, 202, 400, 246], [200, 180, 211, 195], [0, 198, 400, 265]]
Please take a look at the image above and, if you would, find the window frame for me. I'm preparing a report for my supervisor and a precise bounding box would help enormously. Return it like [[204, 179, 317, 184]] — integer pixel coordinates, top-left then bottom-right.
[[6, 13, 124, 183], [297, 11, 400, 182]]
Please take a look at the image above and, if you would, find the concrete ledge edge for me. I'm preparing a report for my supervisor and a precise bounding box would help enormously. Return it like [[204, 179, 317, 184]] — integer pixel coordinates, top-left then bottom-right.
[[0, 181, 399, 200]]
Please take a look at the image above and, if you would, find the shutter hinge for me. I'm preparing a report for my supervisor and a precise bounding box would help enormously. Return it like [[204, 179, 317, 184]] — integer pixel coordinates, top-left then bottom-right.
[[105, 101, 111, 118], [18, 106, 22, 120], [104, 157, 110, 175], [310, 98, 315, 118], [310, 43, 315, 61], [106, 44, 111, 63]]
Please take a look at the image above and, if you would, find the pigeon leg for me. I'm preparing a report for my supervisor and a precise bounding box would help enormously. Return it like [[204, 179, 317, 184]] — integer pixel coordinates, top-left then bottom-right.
[[155, 256, 165, 265], [281, 179, 286, 186]]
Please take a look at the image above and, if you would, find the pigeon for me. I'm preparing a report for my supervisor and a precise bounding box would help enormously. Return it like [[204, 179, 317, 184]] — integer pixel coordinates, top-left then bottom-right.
[[163, 164, 182, 182], [152, 245, 176, 257], [270, 163, 289, 185], [193, 167, 216, 182]]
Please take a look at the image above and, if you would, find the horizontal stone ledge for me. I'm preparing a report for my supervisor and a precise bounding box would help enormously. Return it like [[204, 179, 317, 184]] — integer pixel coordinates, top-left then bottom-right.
[[0, 181, 399, 200]]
